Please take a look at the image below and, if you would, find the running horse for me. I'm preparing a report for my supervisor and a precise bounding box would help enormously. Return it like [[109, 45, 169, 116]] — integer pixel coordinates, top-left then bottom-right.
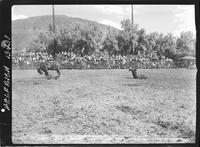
[[37, 59, 61, 79]]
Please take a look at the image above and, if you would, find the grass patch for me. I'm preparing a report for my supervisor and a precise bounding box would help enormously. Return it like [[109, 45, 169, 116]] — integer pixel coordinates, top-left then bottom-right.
[[12, 69, 196, 143]]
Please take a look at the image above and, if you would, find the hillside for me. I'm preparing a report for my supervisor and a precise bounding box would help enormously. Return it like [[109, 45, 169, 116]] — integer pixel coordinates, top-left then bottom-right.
[[12, 15, 119, 52]]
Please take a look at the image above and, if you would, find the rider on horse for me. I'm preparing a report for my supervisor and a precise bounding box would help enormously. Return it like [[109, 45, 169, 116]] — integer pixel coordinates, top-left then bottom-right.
[[37, 53, 60, 78]]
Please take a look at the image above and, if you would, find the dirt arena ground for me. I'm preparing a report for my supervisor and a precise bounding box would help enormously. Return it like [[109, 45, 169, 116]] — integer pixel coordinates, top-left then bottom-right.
[[12, 69, 196, 144]]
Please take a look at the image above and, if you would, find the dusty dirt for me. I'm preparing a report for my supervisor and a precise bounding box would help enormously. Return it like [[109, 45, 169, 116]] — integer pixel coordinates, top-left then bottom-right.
[[12, 69, 196, 144]]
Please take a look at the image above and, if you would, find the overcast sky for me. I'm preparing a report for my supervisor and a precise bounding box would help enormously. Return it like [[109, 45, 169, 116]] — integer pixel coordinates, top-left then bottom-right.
[[12, 5, 196, 36]]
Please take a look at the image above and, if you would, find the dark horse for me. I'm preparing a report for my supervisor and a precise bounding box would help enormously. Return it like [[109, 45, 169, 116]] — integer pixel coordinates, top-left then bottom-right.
[[129, 68, 138, 79], [129, 68, 147, 79], [37, 61, 60, 79]]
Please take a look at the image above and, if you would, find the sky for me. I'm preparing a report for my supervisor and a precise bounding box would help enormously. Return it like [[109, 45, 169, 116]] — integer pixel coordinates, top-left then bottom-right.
[[12, 5, 196, 37]]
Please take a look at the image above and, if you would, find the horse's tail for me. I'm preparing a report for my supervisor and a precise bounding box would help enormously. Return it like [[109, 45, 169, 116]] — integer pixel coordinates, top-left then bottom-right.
[[37, 68, 43, 75]]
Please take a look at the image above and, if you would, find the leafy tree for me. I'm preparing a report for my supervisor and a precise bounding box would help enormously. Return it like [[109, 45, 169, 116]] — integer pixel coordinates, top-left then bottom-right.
[[162, 33, 177, 60], [102, 31, 119, 56], [135, 28, 148, 57], [73, 29, 96, 57], [145, 32, 178, 60], [58, 29, 74, 57], [28, 32, 50, 53], [176, 31, 195, 55], [29, 17, 196, 62], [29, 23, 60, 57], [145, 32, 159, 59], [46, 38, 59, 57], [119, 19, 139, 55]]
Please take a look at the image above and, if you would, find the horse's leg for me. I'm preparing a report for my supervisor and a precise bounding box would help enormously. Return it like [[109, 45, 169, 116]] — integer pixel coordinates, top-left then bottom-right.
[[52, 68, 60, 80], [55, 69, 60, 76], [44, 69, 49, 76], [44, 69, 53, 80], [131, 69, 138, 79], [37, 68, 43, 75], [40, 67, 49, 77]]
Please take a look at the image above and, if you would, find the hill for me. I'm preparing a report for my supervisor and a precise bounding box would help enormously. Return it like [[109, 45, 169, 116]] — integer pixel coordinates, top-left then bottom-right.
[[12, 15, 119, 52]]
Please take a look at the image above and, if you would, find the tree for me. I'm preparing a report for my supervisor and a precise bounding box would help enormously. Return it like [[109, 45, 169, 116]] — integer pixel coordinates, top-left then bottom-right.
[[162, 33, 177, 60], [116, 35, 129, 56], [135, 28, 148, 57], [57, 29, 74, 57], [144, 32, 178, 60], [102, 32, 119, 56], [176, 31, 195, 55], [29, 23, 59, 56], [46, 38, 59, 57], [118, 19, 139, 55], [28, 32, 50, 53], [145, 32, 159, 59], [73, 29, 96, 57]]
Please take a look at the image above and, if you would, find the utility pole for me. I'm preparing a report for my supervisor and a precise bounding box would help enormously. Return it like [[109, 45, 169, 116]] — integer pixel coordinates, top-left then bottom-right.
[[52, 5, 56, 34], [52, 5, 56, 58], [131, 5, 134, 55]]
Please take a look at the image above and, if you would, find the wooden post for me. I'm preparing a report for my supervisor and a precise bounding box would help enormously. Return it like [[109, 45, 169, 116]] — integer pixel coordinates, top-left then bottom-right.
[[52, 5, 56, 58], [131, 5, 134, 55], [52, 5, 56, 35]]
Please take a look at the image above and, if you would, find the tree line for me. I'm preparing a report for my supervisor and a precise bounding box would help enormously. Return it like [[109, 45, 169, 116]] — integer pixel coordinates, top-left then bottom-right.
[[29, 18, 196, 61]]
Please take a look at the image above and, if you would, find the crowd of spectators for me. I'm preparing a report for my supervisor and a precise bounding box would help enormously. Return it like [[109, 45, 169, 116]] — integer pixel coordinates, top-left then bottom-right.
[[12, 51, 176, 70]]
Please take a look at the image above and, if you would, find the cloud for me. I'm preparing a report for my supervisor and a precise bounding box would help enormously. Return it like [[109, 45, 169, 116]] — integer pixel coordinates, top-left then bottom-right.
[[173, 5, 196, 36], [12, 13, 28, 20], [95, 5, 124, 15], [94, 5, 139, 18], [95, 5, 140, 28], [99, 19, 121, 29]]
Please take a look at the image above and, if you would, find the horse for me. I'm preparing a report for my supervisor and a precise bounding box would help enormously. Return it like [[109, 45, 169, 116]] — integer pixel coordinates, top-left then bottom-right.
[[37, 60, 60, 79], [129, 68, 147, 79], [129, 68, 138, 79]]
